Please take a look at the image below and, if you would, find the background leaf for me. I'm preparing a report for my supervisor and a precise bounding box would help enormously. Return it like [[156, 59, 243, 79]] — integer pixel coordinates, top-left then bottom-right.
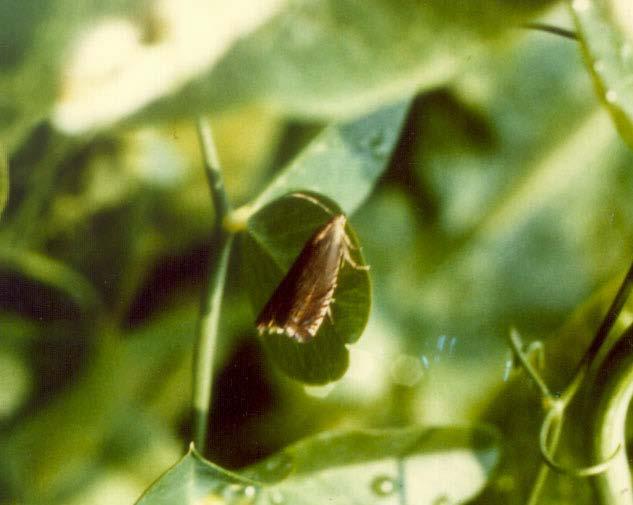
[[242, 194, 370, 384], [134, 0, 555, 124], [1, 0, 555, 149], [572, 0, 633, 147], [246, 99, 411, 216]]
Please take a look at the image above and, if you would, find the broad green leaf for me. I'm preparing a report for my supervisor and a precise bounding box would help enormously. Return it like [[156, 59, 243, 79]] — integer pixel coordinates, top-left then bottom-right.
[[136, 446, 256, 505], [135, 0, 554, 124], [0, 0, 284, 145], [138, 425, 500, 505], [242, 194, 370, 384], [245, 99, 410, 217], [571, 0, 633, 147]]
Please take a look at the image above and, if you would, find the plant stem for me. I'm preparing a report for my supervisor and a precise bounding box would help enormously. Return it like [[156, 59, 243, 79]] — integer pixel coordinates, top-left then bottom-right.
[[591, 322, 633, 505], [0, 245, 102, 313], [192, 117, 233, 452], [527, 416, 562, 505], [561, 260, 633, 406], [192, 232, 233, 451], [197, 117, 230, 219], [522, 22, 578, 41]]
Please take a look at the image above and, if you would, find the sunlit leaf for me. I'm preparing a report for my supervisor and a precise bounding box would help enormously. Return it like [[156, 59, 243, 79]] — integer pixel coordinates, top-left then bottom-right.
[[136, 446, 255, 505], [136, 0, 554, 123], [51, 0, 285, 134], [245, 99, 410, 216], [572, 0, 633, 147], [137, 425, 500, 505]]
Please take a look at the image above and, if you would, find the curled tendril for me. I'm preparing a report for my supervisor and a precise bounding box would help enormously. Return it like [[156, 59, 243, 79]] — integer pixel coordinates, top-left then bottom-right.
[[508, 329, 552, 399], [539, 409, 621, 478]]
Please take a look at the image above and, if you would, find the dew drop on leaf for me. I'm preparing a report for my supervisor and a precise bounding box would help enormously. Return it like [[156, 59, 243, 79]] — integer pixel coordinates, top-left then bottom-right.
[[263, 453, 294, 480], [606, 89, 618, 104], [370, 475, 396, 496], [223, 484, 258, 505], [268, 490, 285, 505]]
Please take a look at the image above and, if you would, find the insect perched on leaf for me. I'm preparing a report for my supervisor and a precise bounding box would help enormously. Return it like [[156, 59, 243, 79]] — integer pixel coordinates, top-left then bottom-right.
[[256, 207, 368, 343]]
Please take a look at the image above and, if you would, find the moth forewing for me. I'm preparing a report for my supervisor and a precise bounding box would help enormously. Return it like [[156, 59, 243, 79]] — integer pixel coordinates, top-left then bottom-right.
[[255, 213, 366, 343]]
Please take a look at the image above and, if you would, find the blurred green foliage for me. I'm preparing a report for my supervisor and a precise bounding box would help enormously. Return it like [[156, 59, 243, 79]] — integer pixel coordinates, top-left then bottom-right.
[[2, 1, 633, 504]]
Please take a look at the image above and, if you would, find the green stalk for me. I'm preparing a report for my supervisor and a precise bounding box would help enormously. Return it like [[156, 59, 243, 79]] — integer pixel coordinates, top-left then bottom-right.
[[562, 260, 633, 406], [0, 246, 102, 312], [192, 117, 233, 452], [591, 323, 633, 505]]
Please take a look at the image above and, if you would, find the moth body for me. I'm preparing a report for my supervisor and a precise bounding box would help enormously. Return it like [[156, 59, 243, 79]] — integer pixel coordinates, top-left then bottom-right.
[[256, 214, 366, 342]]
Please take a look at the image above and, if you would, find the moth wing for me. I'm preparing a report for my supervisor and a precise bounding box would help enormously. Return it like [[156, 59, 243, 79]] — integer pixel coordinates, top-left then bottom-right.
[[256, 216, 346, 341], [284, 238, 343, 340]]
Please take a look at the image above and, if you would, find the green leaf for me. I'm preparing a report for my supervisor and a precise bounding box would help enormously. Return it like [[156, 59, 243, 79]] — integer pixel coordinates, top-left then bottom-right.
[[138, 425, 500, 505], [136, 445, 256, 505], [136, 0, 554, 122], [0, 0, 141, 149], [242, 193, 370, 384], [246, 99, 410, 217], [572, 0, 633, 147]]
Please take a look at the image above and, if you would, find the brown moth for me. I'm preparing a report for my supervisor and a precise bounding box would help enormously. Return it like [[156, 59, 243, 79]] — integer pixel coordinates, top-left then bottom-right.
[[256, 213, 367, 343]]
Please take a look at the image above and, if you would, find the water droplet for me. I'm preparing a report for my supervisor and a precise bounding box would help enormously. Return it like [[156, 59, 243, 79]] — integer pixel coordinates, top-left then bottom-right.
[[437, 335, 447, 352], [421, 355, 430, 369], [572, 0, 591, 12], [593, 60, 605, 73], [502, 350, 514, 382], [448, 336, 457, 355], [268, 490, 285, 504], [223, 484, 257, 504], [606, 90, 618, 104], [262, 454, 293, 480], [371, 475, 396, 496]]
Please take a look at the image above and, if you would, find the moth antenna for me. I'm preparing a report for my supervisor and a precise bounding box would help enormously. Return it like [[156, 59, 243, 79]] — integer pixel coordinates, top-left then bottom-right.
[[288, 192, 335, 216]]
